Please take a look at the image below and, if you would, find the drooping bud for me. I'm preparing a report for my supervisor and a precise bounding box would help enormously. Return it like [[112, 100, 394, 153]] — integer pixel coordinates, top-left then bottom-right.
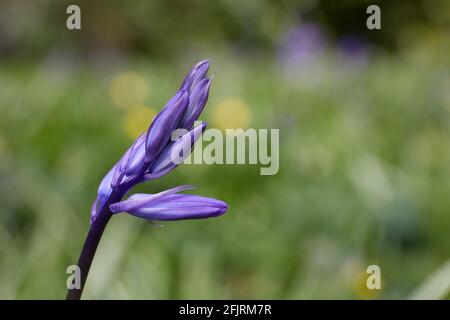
[[109, 185, 227, 221]]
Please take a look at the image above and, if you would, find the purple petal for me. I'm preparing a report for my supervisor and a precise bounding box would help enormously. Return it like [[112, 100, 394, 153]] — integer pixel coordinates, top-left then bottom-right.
[[133, 194, 227, 220], [91, 165, 117, 223], [110, 187, 228, 221], [112, 133, 147, 187], [145, 90, 189, 164], [146, 122, 206, 179], [98, 165, 116, 200], [122, 133, 146, 175], [109, 185, 195, 213], [180, 79, 210, 129]]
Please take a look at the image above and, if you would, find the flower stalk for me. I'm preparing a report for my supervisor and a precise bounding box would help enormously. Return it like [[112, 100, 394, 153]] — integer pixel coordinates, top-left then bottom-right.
[[66, 189, 123, 300], [66, 60, 227, 299]]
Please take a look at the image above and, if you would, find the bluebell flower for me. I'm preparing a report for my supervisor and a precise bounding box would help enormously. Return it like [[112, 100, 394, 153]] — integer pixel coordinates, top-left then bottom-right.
[[69, 60, 227, 300], [90, 60, 226, 224]]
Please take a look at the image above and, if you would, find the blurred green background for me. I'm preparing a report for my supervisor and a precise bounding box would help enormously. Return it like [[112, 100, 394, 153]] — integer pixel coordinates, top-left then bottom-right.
[[0, 0, 449, 299]]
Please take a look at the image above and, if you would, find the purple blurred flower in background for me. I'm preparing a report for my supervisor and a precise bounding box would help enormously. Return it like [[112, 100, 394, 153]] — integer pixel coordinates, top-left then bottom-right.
[[68, 60, 227, 300], [336, 34, 371, 68], [278, 23, 326, 66], [277, 22, 327, 86]]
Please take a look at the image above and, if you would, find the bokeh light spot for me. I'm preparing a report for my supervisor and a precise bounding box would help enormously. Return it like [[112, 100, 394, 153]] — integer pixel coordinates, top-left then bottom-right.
[[122, 106, 156, 139], [109, 72, 149, 109], [211, 98, 252, 131]]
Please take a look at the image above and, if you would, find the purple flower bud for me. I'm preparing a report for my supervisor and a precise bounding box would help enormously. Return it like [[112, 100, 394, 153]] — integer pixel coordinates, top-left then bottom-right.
[[109, 185, 227, 221], [111, 133, 146, 187], [145, 90, 189, 164], [179, 60, 209, 92], [180, 79, 210, 129], [121, 133, 147, 175], [98, 165, 116, 199], [91, 164, 117, 223], [144, 122, 206, 180]]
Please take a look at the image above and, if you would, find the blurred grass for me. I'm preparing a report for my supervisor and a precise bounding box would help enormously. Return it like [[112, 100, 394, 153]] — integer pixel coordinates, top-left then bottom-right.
[[0, 41, 449, 299]]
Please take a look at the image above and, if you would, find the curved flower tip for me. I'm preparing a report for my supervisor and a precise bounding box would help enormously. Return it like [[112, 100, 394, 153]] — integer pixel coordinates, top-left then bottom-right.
[[180, 78, 211, 129], [91, 60, 216, 225], [180, 60, 210, 92], [109, 185, 228, 221]]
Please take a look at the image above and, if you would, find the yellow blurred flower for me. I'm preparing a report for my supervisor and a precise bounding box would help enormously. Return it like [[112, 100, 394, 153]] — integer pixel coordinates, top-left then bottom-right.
[[412, 129, 450, 167], [109, 72, 149, 109], [122, 106, 157, 139], [211, 98, 252, 131]]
